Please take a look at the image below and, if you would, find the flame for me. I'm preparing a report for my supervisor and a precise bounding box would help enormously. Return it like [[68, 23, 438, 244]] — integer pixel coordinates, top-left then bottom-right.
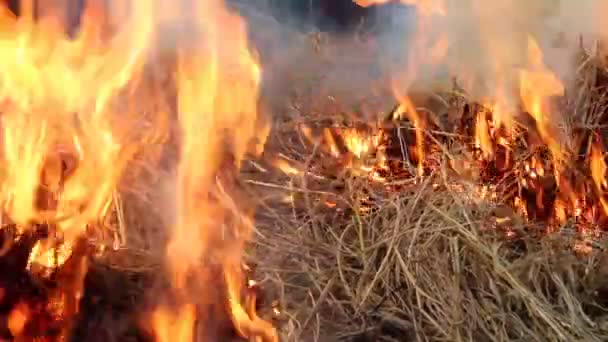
[[475, 110, 493, 160], [0, 0, 157, 253], [518, 36, 565, 162], [372, 0, 447, 177], [590, 142, 608, 216], [0, 0, 274, 339], [8, 302, 29, 338], [157, 0, 276, 340], [0, 4, 162, 338], [273, 158, 301, 176], [323, 128, 341, 158], [152, 305, 196, 342], [393, 95, 425, 176], [353, 0, 446, 16], [341, 127, 380, 159], [225, 264, 278, 341], [293, 0, 608, 256], [27, 238, 74, 270]]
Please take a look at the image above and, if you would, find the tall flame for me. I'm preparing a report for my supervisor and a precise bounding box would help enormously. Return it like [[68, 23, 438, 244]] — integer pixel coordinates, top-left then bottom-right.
[[0, 0, 275, 340], [518, 35, 565, 163], [157, 0, 276, 341]]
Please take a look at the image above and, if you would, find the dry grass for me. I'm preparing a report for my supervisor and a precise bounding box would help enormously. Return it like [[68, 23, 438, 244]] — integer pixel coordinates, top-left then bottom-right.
[[251, 175, 608, 341], [236, 36, 608, 342]]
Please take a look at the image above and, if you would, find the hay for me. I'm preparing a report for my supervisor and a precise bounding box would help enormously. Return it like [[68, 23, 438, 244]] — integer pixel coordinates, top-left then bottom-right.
[[251, 176, 608, 341], [238, 36, 608, 342]]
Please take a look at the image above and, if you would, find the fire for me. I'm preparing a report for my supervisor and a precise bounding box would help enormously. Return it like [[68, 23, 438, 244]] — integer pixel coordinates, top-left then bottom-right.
[[354, 0, 446, 16], [380, 0, 448, 177], [0, 0, 276, 340], [0, 5, 160, 338], [273, 158, 301, 176], [0, 0, 156, 253], [518, 36, 565, 163], [474, 109, 493, 160], [341, 127, 379, 159], [303, 0, 608, 252], [590, 141, 608, 216], [0, 0, 606, 338], [158, 0, 276, 340], [392, 95, 426, 176], [8, 302, 29, 338], [152, 305, 196, 342]]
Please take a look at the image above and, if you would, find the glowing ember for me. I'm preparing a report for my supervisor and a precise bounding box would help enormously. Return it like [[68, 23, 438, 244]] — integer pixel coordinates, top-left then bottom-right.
[[8, 302, 29, 338]]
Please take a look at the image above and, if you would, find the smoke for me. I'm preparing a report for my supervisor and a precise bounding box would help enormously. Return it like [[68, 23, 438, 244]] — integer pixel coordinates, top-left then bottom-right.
[[225, 0, 401, 120], [372, 0, 607, 101], [229, 0, 608, 122]]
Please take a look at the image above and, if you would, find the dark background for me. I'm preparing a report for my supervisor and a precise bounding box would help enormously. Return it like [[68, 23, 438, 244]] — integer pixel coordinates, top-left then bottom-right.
[[4, 0, 403, 34]]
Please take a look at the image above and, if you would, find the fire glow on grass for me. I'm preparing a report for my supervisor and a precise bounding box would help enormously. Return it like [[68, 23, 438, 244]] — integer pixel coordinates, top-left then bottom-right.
[[0, 0, 276, 341]]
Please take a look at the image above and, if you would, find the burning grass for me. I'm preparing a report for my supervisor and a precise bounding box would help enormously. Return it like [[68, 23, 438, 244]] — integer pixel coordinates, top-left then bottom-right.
[[242, 40, 608, 341], [3, 1, 608, 341]]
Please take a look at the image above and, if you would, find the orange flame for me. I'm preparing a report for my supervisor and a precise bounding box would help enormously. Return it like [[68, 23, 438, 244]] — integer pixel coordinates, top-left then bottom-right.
[[590, 142, 608, 216], [0, 0, 157, 253], [392, 95, 425, 176], [8, 302, 29, 338], [518, 36, 565, 163], [157, 0, 276, 340], [475, 110, 494, 160], [354, 0, 446, 16], [152, 305, 196, 342], [0, 0, 274, 339]]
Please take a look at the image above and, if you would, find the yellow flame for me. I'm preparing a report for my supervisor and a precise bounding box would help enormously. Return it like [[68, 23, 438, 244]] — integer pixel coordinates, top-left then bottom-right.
[[518, 36, 565, 162], [0, 1, 157, 249], [590, 142, 608, 216], [341, 128, 379, 159], [152, 305, 195, 342], [273, 158, 301, 175], [475, 111, 494, 160], [157, 0, 276, 340], [0, 0, 274, 340]]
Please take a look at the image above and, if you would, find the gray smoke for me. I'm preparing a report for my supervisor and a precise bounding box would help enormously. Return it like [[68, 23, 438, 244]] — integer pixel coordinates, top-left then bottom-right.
[[211, 0, 608, 121], [372, 0, 607, 101]]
